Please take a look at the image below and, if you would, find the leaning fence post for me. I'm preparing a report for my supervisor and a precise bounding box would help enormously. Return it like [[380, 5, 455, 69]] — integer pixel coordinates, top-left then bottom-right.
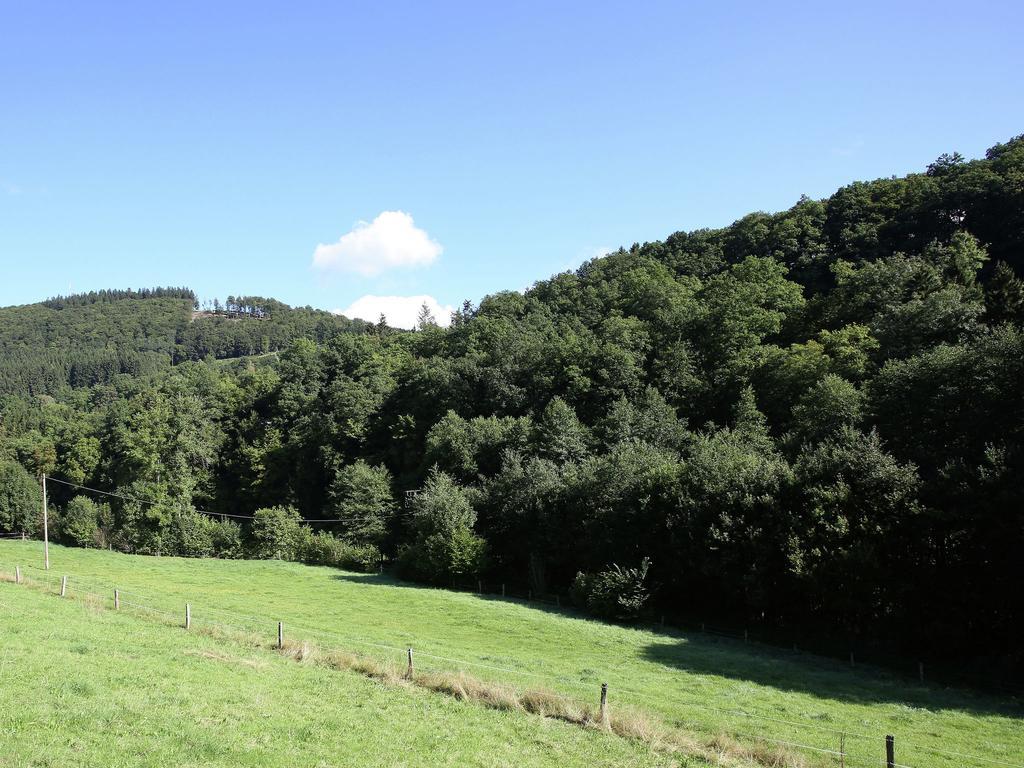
[[185, 603, 191, 630], [15, 566, 21, 584], [60, 575, 68, 597], [114, 589, 120, 610], [599, 683, 609, 728], [406, 647, 414, 679], [885, 735, 895, 768], [277, 621, 284, 649]]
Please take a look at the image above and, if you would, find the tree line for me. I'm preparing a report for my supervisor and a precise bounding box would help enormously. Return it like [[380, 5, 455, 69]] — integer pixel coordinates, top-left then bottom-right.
[[1, 135, 1023, 679], [0, 292, 370, 396]]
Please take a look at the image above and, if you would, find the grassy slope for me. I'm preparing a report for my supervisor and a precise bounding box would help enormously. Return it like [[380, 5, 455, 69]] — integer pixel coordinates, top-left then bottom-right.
[[0, 579, 681, 768], [1, 541, 1021, 768]]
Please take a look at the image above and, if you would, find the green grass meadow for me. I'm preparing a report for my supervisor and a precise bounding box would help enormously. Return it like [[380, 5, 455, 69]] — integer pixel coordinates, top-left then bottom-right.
[[0, 577, 681, 768], [1, 540, 1021, 768]]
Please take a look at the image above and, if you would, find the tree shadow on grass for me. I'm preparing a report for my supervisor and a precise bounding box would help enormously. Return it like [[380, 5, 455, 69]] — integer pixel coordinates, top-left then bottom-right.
[[332, 572, 1022, 717], [330, 572, 586, 616], [641, 634, 1024, 718]]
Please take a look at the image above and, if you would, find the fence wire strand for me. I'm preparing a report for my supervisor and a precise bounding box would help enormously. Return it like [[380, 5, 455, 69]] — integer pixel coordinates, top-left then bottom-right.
[[0, 557, 1019, 768]]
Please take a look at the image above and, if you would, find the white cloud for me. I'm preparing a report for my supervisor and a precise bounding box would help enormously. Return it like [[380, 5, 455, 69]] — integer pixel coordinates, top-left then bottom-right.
[[335, 294, 454, 329], [313, 211, 442, 276]]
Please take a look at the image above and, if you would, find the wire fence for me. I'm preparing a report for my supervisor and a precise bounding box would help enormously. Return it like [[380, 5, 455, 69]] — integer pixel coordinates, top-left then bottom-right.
[[1, 549, 1021, 768], [30, 473, 1024, 695], [441, 576, 1024, 698]]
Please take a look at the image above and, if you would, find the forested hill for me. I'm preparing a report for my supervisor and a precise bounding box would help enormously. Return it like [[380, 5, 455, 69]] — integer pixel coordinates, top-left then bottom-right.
[[2, 135, 1023, 678], [0, 289, 371, 395]]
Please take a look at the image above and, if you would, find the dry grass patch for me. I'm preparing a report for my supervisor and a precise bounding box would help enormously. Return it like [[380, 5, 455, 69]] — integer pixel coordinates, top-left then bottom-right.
[[417, 670, 522, 712], [520, 687, 593, 723], [186, 648, 266, 670], [706, 733, 808, 768], [278, 638, 317, 663], [272, 639, 812, 768], [322, 649, 404, 685]]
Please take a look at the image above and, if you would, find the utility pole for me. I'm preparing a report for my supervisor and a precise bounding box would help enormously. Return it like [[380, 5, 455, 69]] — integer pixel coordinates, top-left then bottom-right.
[[42, 475, 50, 570]]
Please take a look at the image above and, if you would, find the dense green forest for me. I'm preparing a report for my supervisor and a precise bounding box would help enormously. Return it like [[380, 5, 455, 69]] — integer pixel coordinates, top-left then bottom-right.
[[0, 289, 370, 395], [2, 136, 1023, 680]]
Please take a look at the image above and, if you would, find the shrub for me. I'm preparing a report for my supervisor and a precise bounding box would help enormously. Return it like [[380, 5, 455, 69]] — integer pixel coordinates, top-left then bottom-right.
[[169, 512, 242, 559], [208, 518, 244, 558], [250, 505, 305, 560], [396, 469, 486, 583], [0, 461, 41, 535], [299, 530, 381, 572], [60, 496, 112, 548], [108, 481, 175, 555], [169, 510, 215, 558], [397, 527, 487, 584], [571, 558, 651, 621]]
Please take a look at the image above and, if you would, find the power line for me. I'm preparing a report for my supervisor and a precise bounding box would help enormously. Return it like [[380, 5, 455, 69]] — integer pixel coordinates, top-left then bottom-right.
[[43, 476, 256, 519], [42, 475, 391, 525]]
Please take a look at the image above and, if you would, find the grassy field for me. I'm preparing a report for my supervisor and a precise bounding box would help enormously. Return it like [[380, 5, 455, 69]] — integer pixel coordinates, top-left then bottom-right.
[[0, 577, 690, 768], [1, 541, 1021, 768]]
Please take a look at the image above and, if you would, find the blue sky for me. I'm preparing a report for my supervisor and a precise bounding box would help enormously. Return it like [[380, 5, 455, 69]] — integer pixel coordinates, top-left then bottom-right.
[[2, 1, 1022, 326]]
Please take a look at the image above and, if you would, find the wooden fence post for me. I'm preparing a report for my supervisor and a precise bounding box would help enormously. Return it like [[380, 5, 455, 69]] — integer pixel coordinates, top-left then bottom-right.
[[885, 735, 894, 768], [599, 683, 609, 728], [406, 648, 414, 679], [743, 629, 748, 643], [15, 566, 21, 584], [501, 583, 506, 597], [185, 603, 191, 630], [850, 651, 855, 667], [277, 621, 284, 649], [114, 589, 120, 610], [918, 661, 924, 683], [60, 575, 67, 597]]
